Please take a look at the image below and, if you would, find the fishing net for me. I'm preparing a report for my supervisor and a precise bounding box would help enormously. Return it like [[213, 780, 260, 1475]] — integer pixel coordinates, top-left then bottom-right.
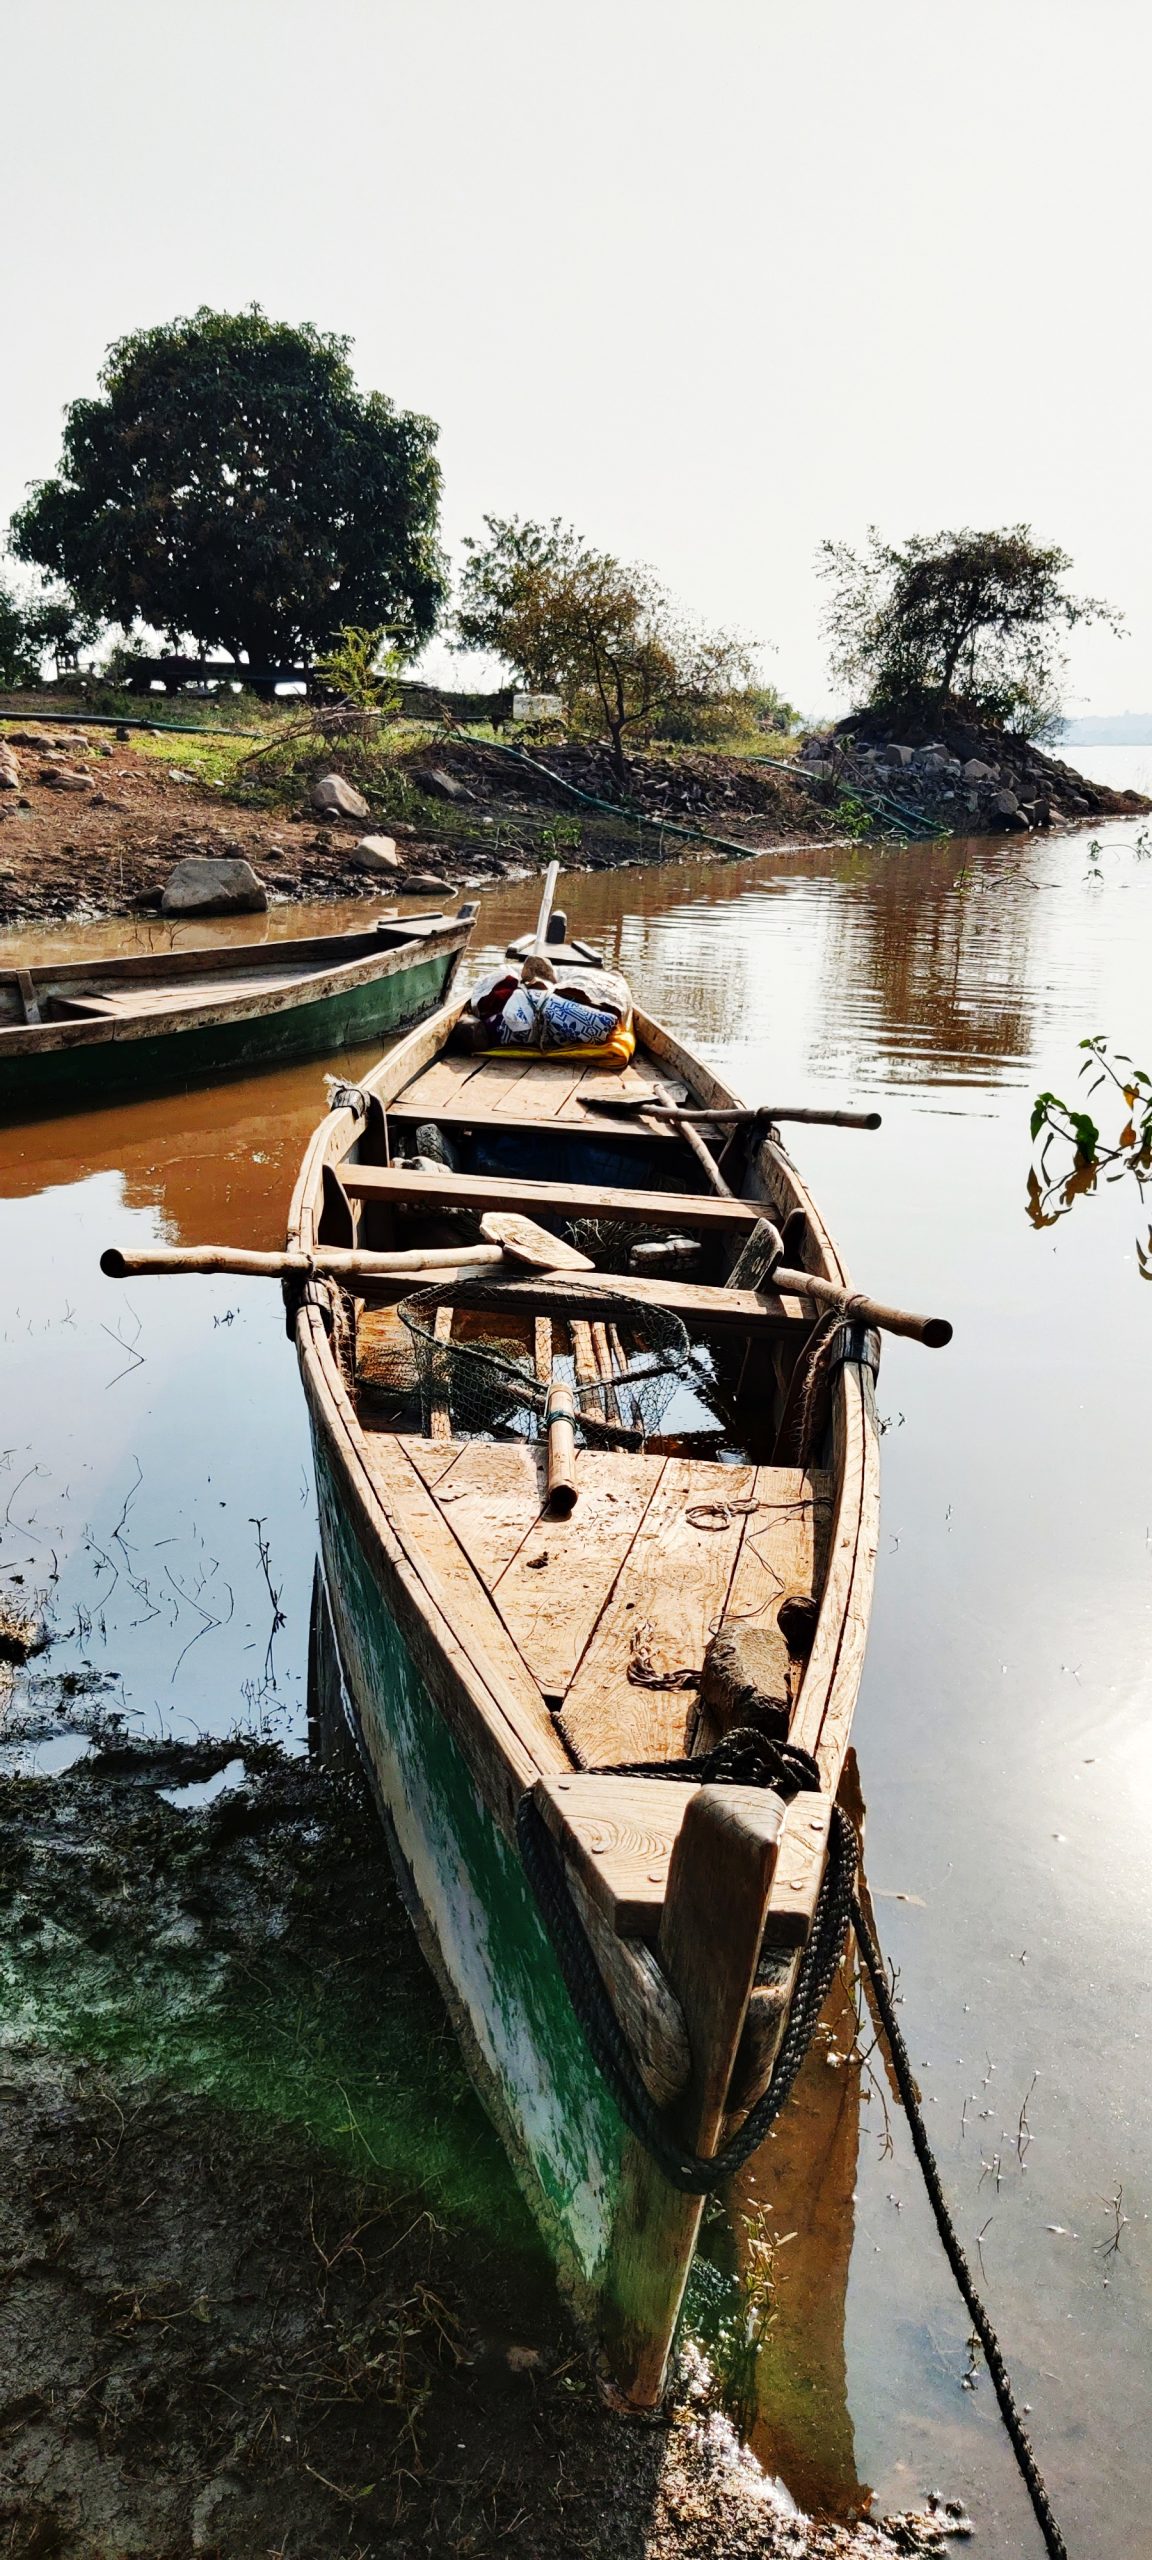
[[396, 1279, 691, 1448]]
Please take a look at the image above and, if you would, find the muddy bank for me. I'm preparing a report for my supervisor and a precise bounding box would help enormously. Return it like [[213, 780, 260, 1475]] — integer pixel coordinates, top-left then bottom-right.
[[0, 1676, 968, 2558], [0, 707, 843, 929]]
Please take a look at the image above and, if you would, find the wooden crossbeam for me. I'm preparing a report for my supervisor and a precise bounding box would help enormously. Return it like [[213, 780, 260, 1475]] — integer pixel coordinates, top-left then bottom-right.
[[403, 1268, 815, 1331], [340, 1165, 762, 1233]]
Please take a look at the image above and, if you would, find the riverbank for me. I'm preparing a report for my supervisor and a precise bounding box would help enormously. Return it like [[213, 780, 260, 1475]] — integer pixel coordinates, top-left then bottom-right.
[[0, 1671, 968, 2560], [0, 706, 839, 927], [2, 695, 1142, 928]]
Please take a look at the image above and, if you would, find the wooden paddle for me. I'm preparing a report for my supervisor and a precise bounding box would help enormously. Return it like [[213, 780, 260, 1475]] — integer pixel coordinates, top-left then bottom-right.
[[577, 1094, 882, 1131], [101, 1204, 593, 1286]]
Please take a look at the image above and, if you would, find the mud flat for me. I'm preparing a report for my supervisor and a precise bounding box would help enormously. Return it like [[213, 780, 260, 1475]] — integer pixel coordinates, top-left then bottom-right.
[[0, 1669, 968, 2558]]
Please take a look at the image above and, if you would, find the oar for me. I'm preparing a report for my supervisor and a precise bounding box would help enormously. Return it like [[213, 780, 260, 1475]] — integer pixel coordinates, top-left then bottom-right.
[[729, 1222, 950, 1346], [101, 1203, 595, 1289], [100, 1243, 508, 1283], [577, 1094, 881, 1132]]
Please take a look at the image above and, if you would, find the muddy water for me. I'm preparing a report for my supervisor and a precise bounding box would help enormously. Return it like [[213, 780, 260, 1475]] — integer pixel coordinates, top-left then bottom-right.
[[2, 833, 1151, 2556]]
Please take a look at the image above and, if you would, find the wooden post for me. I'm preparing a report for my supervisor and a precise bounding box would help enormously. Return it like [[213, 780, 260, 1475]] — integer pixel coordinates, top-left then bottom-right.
[[599, 1785, 783, 2408]]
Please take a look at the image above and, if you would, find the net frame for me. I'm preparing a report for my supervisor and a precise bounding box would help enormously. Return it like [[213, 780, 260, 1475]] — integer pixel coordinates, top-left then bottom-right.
[[396, 1278, 691, 1448]]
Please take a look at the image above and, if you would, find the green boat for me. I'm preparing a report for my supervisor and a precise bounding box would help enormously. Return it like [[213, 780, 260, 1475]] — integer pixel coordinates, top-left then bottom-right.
[[0, 911, 474, 1118], [287, 983, 892, 2407]]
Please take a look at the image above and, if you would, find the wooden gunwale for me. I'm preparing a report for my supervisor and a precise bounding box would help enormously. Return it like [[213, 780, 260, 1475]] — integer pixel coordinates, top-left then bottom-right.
[[0, 919, 470, 1062]]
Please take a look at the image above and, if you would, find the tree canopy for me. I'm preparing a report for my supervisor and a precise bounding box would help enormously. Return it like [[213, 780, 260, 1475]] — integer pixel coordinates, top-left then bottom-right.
[[10, 307, 447, 667], [819, 526, 1118, 737], [455, 515, 754, 780]]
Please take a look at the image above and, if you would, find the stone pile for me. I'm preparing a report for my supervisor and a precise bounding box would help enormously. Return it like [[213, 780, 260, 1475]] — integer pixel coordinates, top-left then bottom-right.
[[796, 732, 1060, 830]]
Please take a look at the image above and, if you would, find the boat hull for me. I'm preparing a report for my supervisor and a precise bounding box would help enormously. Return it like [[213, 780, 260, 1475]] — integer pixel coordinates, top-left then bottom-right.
[[0, 947, 458, 1118], [309, 1418, 627, 2323]]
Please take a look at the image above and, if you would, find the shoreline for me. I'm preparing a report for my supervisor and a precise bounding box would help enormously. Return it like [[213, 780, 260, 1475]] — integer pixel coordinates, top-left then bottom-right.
[[2, 704, 1145, 934]]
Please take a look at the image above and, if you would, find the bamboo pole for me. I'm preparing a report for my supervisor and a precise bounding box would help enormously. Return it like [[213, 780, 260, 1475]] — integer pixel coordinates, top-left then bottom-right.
[[578, 1097, 882, 1131], [100, 1242, 505, 1283]]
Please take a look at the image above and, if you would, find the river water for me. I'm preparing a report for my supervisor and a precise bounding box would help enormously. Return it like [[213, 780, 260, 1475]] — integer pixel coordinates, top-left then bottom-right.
[[1, 820, 1150, 2557]]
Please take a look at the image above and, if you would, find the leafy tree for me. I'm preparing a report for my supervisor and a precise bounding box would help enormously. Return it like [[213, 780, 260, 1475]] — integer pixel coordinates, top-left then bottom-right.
[[10, 307, 446, 668], [819, 526, 1118, 738], [0, 573, 96, 685], [312, 624, 403, 716], [455, 515, 754, 783]]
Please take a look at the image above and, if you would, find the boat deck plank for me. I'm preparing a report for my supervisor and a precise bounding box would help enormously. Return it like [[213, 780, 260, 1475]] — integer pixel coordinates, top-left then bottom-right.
[[558, 1458, 757, 1767], [356, 1424, 558, 1756], [400, 1436, 545, 1590], [493, 1450, 664, 1700], [720, 1466, 831, 1630]]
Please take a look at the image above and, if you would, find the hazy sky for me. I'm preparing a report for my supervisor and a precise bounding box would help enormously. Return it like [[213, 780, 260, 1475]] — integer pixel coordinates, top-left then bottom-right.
[[2, 0, 1149, 714]]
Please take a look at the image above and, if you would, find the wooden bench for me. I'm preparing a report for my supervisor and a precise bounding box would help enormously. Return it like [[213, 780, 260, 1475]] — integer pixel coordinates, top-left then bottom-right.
[[340, 1165, 763, 1234]]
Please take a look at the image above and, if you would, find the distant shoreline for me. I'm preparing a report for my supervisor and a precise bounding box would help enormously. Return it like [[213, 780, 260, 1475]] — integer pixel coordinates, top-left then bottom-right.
[[1062, 715, 1152, 746]]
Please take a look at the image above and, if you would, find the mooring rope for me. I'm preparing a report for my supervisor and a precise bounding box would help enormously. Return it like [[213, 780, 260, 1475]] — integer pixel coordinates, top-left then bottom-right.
[[517, 1731, 1071, 2558], [851, 1892, 1069, 2560]]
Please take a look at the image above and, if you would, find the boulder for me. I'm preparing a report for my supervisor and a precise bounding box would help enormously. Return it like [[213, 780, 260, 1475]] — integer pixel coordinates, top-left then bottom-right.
[[38, 764, 92, 791], [991, 788, 1019, 815], [884, 743, 914, 765], [404, 873, 453, 897], [916, 751, 950, 776], [0, 747, 20, 791], [160, 856, 267, 916], [413, 766, 473, 802], [351, 833, 401, 874], [962, 758, 997, 782], [311, 773, 370, 819]]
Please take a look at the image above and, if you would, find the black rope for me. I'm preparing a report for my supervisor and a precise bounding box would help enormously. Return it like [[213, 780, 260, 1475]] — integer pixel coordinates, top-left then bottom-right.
[[852, 1892, 1069, 2560], [516, 1729, 857, 2195]]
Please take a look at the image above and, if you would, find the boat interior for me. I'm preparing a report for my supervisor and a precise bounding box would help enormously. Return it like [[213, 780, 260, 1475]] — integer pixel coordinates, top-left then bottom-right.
[[313, 1030, 840, 1785], [0, 915, 457, 1033]]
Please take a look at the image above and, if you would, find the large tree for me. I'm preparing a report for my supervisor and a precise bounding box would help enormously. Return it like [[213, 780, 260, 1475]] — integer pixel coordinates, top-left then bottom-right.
[[455, 515, 753, 782], [10, 307, 447, 666], [819, 525, 1118, 737]]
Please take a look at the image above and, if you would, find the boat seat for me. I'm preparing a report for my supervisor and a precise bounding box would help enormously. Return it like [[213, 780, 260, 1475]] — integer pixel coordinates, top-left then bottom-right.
[[44, 993, 126, 1020], [533, 1771, 831, 1949], [341, 1163, 762, 1233]]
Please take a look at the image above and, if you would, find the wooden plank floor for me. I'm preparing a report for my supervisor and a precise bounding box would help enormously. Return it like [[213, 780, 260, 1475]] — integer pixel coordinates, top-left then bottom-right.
[[399, 1047, 667, 1127], [358, 1413, 829, 1767]]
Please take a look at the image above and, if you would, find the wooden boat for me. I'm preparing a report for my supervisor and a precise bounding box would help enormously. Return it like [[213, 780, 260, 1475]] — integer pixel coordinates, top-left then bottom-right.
[[288, 980, 884, 2407], [0, 911, 474, 1117]]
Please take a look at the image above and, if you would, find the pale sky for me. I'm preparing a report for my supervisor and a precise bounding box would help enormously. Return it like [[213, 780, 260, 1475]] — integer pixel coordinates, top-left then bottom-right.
[[2, 0, 1150, 716]]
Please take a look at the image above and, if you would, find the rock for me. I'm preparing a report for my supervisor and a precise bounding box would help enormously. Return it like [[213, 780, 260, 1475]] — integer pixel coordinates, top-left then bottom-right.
[[38, 764, 92, 791], [991, 788, 1019, 815], [311, 772, 370, 819], [160, 856, 267, 916], [962, 758, 997, 782], [0, 748, 20, 791], [916, 751, 950, 776], [803, 760, 832, 779], [352, 833, 401, 873], [699, 1622, 790, 1741], [266, 872, 296, 891], [413, 765, 473, 803], [883, 743, 914, 765], [132, 885, 164, 910], [404, 872, 452, 897]]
